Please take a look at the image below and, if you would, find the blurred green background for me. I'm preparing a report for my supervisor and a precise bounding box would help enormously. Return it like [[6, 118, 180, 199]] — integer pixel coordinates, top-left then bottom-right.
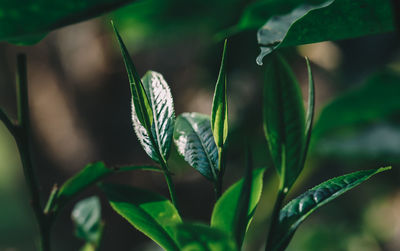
[[0, 0, 399, 250]]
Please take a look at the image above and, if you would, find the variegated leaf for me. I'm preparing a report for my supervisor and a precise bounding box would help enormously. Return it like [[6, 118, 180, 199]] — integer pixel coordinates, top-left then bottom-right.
[[132, 71, 175, 164], [173, 112, 219, 181]]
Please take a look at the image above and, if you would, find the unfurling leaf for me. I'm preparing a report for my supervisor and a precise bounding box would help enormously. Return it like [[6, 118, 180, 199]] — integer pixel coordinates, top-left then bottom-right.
[[71, 196, 103, 247], [211, 39, 228, 148], [172, 223, 238, 251], [174, 112, 219, 182], [100, 183, 182, 251], [211, 167, 265, 248], [263, 54, 305, 191], [267, 167, 391, 251], [301, 57, 315, 167], [131, 71, 175, 163]]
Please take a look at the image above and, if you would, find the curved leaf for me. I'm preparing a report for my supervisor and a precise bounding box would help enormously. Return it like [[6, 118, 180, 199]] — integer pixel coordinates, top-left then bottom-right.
[[211, 167, 265, 247], [55, 162, 157, 211], [223, 0, 395, 65], [0, 0, 136, 45], [301, 57, 315, 167], [174, 112, 219, 181], [267, 166, 391, 251], [71, 196, 103, 245], [211, 39, 228, 148], [172, 223, 238, 251], [263, 54, 305, 190], [132, 71, 175, 163], [100, 183, 181, 251]]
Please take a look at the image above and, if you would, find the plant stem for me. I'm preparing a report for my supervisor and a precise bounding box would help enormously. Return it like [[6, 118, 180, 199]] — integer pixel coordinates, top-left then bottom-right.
[[160, 161, 180, 213], [265, 187, 287, 251], [14, 54, 51, 251]]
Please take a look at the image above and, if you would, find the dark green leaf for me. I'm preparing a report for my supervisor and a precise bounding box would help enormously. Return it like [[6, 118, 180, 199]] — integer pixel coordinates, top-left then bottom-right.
[[267, 167, 391, 251], [174, 112, 219, 181], [132, 71, 175, 163], [301, 57, 315, 167], [112, 22, 153, 132], [100, 183, 181, 251], [0, 0, 135, 45], [172, 223, 238, 251], [312, 70, 400, 141], [55, 162, 157, 210], [211, 39, 228, 148], [223, 0, 395, 65], [263, 54, 305, 190], [71, 196, 103, 245], [211, 167, 265, 246]]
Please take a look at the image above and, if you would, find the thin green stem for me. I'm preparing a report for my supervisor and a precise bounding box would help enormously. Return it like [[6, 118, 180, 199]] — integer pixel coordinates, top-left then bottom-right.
[[265, 187, 287, 251], [14, 54, 51, 251], [160, 160, 180, 213], [0, 108, 16, 136]]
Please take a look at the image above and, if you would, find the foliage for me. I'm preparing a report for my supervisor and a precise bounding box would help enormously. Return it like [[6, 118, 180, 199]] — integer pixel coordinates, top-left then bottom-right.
[[0, 1, 396, 251]]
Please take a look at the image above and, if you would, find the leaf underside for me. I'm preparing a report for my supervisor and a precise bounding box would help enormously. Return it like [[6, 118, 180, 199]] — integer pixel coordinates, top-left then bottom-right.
[[268, 167, 391, 251], [132, 71, 175, 163], [174, 112, 219, 181]]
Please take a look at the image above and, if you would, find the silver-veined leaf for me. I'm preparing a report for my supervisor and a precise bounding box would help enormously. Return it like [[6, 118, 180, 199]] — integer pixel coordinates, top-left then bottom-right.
[[100, 183, 181, 251], [132, 71, 175, 163], [267, 166, 391, 251], [174, 112, 219, 181], [211, 39, 228, 148], [263, 53, 305, 191]]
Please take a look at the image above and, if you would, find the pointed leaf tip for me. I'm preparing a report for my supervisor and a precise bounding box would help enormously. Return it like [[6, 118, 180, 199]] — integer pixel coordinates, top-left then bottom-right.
[[112, 23, 153, 132], [267, 167, 391, 251], [211, 39, 229, 148]]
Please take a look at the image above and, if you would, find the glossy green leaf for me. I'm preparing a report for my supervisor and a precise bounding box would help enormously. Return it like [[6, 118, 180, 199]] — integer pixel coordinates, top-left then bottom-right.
[[174, 112, 219, 181], [301, 57, 315, 167], [100, 183, 181, 251], [112, 22, 154, 133], [312, 70, 400, 141], [55, 162, 158, 210], [0, 0, 135, 45], [172, 223, 238, 251], [267, 166, 391, 251], [71, 196, 103, 245], [223, 0, 395, 65], [211, 39, 228, 148], [263, 54, 305, 190], [211, 167, 265, 248], [131, 71, 176, 163]]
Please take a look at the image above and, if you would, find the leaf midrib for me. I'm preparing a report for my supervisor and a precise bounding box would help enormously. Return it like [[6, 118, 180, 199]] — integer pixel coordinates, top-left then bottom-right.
[[182, 116, 218, 180]]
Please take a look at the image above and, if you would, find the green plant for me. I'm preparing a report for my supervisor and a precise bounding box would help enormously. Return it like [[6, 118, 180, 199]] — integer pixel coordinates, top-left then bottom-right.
[[92, 25, 390, 251], [0, 1, 397, 250]]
